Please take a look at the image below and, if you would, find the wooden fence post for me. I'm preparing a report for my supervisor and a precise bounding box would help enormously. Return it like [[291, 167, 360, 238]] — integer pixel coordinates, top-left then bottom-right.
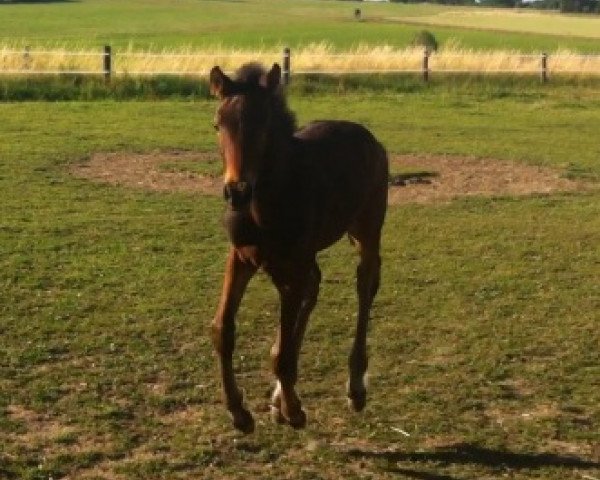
[[103, 45, 112, 83], [23, 45, 31, 71], [541, 52, 548, 83], [282, 47, 291, 86], [423, 48, 429, 82]]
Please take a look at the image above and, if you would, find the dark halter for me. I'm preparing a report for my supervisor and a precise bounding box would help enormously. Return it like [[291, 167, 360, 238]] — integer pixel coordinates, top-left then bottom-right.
[[223, 181, 253, 209]]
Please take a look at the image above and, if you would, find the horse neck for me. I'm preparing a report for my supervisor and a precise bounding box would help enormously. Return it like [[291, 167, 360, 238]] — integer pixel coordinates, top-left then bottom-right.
[[250, 131, 296, 226], [260, 98, 297, 182], [254, 113, 296, 183], [249, 97, 297, 226]]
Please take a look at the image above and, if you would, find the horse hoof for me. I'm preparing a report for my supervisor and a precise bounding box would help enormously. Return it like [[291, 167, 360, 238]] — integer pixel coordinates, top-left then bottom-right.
[[232, 408, 255, 434], [347, 389, 367, 412], [286, 408, 307, 429]]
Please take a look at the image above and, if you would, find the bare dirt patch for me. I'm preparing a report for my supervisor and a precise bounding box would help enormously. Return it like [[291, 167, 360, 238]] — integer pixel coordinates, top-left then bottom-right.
[[6, 404, 75, 445], [71, 151, 223, 196], [70, 150, 592, 204]]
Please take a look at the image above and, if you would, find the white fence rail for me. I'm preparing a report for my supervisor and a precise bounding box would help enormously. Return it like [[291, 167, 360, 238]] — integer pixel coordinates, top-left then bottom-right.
[[2, 46, 600, 83]]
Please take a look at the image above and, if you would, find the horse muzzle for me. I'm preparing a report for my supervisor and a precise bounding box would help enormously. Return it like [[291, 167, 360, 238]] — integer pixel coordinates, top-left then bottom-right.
[[223, 181, 253, 210]]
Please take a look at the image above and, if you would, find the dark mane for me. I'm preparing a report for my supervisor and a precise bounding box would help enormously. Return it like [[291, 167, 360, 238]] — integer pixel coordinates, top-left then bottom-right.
[[234, 62, 297, 137], [234, 62, 268, 85]]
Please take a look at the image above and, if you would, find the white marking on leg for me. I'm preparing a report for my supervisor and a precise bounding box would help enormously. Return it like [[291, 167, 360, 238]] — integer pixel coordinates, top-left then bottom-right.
[[271, 380, 282, 405], [270, 381, 285, 424]]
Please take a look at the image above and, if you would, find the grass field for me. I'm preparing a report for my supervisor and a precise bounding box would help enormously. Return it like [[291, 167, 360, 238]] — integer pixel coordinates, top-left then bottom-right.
[[385, 4, 600, 40], [1, 0, 600, 52], [1, 1, 600, 479], [2, 0, 600, 81], [3, 0, 600, 82], [1, 85, 599, 479]]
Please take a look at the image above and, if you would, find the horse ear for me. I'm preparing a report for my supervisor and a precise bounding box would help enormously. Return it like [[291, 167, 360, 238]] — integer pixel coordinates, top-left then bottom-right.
[[209, 66, 233, 98], [266, 63, 281, 91]]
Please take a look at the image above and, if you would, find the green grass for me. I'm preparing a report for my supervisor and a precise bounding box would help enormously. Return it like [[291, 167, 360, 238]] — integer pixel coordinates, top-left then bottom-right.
[[1, 4, 599, 478], [1, 86, 599, 479], [0, 75, 211, 101], [1, 0, 600, 52]]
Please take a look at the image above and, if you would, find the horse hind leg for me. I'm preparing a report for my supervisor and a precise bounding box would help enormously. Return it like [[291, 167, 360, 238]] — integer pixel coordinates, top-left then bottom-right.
[[269, 262, 319, 429], [271, 262, 321, 425], [347, 143, 387, 411], [347, 234, 382, 412], [271, 289, 306, 429]]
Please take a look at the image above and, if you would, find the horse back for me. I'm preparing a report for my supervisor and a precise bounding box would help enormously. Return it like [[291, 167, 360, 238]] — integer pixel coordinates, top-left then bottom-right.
[[291, 120, 388, 250]]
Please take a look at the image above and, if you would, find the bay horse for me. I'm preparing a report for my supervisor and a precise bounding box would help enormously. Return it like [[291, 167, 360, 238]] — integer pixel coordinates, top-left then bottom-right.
[[209, 63, 388, 433]]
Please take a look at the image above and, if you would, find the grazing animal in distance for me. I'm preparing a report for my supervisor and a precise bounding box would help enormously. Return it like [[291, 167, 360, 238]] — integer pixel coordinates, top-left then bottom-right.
[[209, 62, 388, 433]]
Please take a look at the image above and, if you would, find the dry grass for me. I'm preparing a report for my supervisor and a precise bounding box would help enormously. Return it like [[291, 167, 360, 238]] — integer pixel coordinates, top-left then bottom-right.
[[1, 42, 600, 76]]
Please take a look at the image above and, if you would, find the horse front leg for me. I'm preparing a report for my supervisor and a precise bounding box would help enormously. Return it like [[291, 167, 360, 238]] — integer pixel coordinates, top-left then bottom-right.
[[212, 247, 257, 433]]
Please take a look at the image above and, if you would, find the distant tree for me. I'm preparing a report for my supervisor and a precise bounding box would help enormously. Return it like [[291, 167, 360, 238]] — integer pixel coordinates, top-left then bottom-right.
[[478, 0, 517, 7], [560, 0, 579, 10], [411, 30, 439, 52], [560, 0, 598, 11], [391, 0, 478, 4]]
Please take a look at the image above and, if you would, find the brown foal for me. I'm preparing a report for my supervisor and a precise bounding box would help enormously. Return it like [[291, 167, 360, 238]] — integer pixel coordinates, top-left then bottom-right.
[[209, 63, 388, 433]]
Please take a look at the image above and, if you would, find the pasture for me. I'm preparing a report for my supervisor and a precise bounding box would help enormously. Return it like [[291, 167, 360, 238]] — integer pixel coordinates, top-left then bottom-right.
[[1, 87, 599, 480], [1, 0, 600, 52], [1, 1, 600, 479]]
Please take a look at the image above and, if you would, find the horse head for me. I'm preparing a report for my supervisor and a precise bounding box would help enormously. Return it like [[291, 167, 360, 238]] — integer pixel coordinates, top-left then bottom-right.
[[209, 63, 282, 210]]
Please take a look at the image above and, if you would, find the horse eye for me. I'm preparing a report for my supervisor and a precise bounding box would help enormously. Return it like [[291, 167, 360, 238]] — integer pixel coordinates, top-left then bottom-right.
[[213, 124, 219, 132]]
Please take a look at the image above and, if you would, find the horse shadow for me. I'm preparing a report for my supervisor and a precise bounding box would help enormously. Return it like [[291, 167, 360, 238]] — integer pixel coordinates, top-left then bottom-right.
[[344, 442, 600, 480]]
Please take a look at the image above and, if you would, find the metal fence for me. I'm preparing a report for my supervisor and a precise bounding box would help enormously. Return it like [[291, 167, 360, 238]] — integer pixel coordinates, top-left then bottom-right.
[[2, 46, 600, 83]]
